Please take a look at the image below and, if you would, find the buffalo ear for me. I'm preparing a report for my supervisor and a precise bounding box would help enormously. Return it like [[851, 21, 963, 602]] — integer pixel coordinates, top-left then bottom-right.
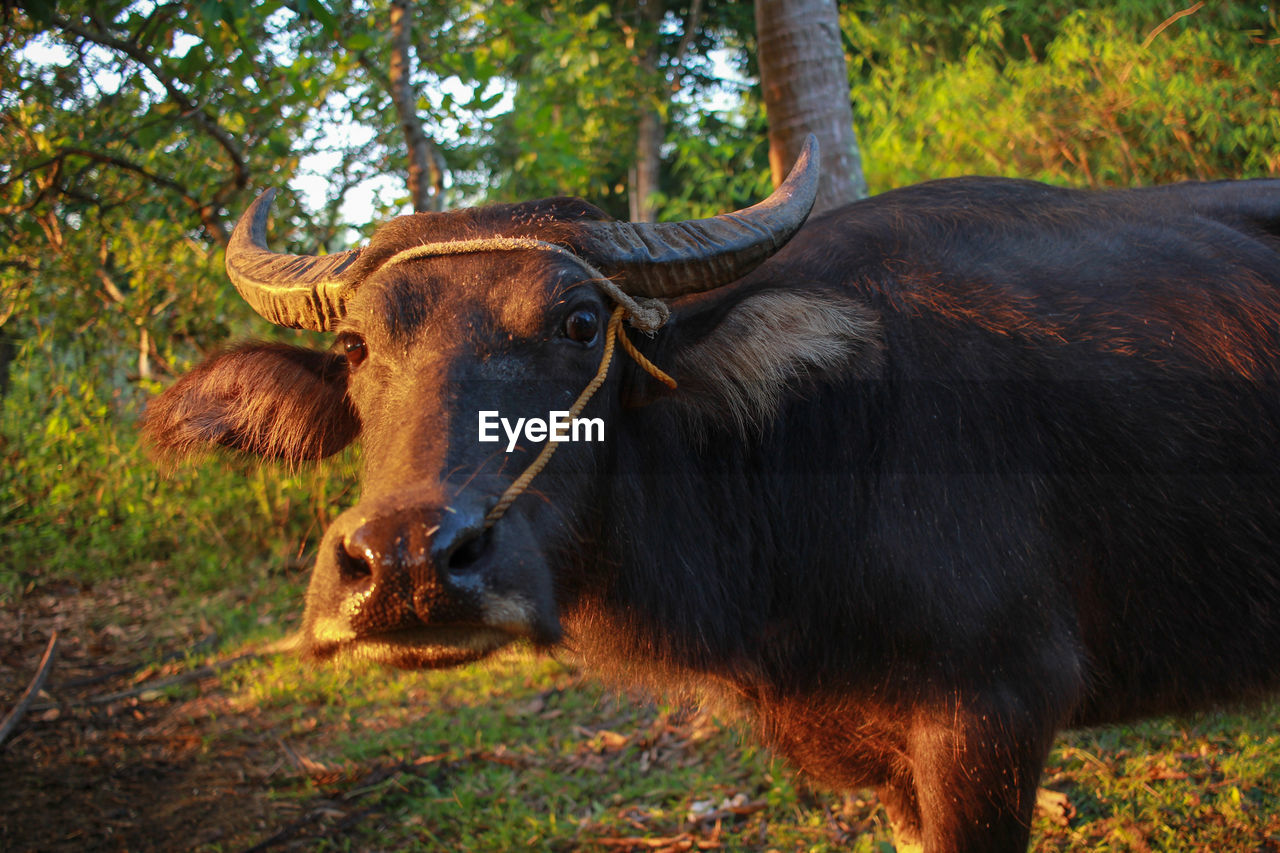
[[662, 286, 882, 434], [143, 343, 359, 463]]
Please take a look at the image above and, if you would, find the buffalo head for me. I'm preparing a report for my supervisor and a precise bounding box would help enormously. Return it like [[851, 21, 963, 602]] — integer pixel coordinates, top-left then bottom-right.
[[145, 137, 869, 668]]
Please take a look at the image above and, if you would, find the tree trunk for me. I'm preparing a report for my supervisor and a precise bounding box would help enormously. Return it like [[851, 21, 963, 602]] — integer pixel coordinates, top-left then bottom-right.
[[629, 106, 663, 223], [388, 0, 445, 212], [756, 0, 867, 212], [0, 328, 15, 401], [627, 0, 666, 223]]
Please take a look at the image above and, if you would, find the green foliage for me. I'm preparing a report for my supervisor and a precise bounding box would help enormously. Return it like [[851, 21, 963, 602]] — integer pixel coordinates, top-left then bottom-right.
[[655, 98, 774, 219], [475, 0, 765, 219], [844, 1, 1280, 190], [0, 318, 359, 598], [0, 0, 461, 603]]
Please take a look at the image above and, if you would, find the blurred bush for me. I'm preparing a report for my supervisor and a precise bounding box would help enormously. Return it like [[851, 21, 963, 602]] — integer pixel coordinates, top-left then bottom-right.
[[845, 1, 1279, 189]]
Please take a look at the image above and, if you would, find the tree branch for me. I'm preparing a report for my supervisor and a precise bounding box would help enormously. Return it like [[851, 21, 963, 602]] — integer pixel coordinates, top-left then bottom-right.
[[6, 146, 230, 245], [68, 147, 229, 244], [673, 0, 705, 71], [0, 632, 59, 747], [52, 12, 249, 196]]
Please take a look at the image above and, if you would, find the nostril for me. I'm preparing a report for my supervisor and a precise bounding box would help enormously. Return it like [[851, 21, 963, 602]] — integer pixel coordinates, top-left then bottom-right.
[[337, 536, 373, 583], [440, 526, 494, 575]]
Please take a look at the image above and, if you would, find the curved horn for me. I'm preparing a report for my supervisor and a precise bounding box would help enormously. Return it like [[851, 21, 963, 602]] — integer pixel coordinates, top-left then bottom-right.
[[579, 134, 820, 298], [225, 189, 363, 331]]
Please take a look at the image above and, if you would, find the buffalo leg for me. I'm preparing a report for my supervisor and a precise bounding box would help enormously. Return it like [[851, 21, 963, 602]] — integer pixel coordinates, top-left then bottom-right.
[[903, 702, 1054, 853], [877, 775, 924, 851]]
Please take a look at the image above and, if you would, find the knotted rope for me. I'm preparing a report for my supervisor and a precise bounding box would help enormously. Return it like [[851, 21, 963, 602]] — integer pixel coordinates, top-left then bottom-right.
[[483, 304, 676, 528]]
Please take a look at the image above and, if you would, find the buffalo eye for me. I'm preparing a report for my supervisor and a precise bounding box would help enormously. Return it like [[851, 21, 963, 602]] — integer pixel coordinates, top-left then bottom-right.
[[563, 308, 600, 345], [339, 334, 368, 367]]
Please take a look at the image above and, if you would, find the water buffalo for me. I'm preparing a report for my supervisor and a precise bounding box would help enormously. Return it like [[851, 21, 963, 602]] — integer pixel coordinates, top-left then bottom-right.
[[145, 138, 1280, 851]]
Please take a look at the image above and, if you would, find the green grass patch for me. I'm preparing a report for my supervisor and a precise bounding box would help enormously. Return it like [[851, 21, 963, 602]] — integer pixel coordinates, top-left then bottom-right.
[[215, 642, 1280, 851]]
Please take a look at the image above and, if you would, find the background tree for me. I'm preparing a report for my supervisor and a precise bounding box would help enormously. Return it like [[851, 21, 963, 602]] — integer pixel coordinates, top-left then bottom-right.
[[477, 0, 765, 221], [756, 0, 868, 211], [0, 0, 361, 581]]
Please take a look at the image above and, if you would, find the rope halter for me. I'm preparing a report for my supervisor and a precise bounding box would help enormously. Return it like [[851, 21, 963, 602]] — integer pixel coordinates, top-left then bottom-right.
[[484, 304, 675, 528], [375, 237, 677, 529]]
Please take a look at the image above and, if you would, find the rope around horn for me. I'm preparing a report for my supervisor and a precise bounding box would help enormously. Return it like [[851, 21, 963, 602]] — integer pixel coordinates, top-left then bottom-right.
[[483, 304, 676, 528], [380, 237, 670, 333]]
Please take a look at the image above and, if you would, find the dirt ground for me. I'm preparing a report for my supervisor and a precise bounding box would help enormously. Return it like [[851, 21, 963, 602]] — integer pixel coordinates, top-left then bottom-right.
[[0, 573, 775, 853], [0, 574, 354, 852]]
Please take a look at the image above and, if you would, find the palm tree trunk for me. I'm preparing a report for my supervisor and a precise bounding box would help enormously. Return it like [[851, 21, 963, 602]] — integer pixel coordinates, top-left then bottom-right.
[[756, 0, 867, 212]]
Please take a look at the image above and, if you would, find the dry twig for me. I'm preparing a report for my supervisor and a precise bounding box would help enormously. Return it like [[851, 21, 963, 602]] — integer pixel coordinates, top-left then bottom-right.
[[0, 631, 60, 747]]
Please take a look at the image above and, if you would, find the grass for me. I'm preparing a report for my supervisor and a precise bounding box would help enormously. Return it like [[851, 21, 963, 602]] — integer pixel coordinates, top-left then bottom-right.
[[1038, 711, 1280, 851], [223, 647, 894, 851], [211, 626, 1280, 852]]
